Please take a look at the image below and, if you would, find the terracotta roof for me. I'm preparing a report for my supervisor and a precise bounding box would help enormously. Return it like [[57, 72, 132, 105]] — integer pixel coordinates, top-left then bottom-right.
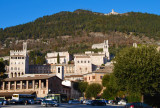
[[4, 75, 55, 81], [83, 72, 107, 76], [65, 75, 83, 78]]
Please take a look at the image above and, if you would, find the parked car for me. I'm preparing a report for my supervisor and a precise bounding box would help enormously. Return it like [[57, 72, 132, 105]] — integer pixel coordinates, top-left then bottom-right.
[[26, 99, 35, 104], [68, 100, 80, 104], [41, 100, 59, 107], [0, 100, 9, 105], [125, 102, 152, 108], [34, 99, 42, 104], [118, 99, 127, 105], [91, 100, 106, 106], [108, 100, 113, 104], [86, 100, 92, 105], [9, 100, 19, 105], [82, 100, 87, 104]]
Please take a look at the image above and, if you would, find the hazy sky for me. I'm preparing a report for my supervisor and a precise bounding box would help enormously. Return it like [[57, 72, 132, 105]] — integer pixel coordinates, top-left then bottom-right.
[[0, 0, 160, 29]]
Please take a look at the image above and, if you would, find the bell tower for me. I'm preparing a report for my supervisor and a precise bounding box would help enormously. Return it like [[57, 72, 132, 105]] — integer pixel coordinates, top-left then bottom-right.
[[103, 40, 110, 60]]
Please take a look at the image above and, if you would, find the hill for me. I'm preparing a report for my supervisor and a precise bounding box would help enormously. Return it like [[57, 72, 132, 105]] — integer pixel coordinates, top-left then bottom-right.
[[0, 9, 159, 57]]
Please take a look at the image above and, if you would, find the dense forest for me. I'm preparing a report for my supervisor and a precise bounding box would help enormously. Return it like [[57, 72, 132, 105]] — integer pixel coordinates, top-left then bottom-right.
[[1, 9, 160, 42]]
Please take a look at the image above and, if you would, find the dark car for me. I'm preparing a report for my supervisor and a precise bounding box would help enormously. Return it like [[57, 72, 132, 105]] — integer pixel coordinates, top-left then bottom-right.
[[41, 100, 59, 107], [68, 100, 81, 104], [125, 102, 152, 108], [34, 99, 42, 104], [9, 100, 19, 105], [91, 100, 106, 106], [0, 100, 9, 105]]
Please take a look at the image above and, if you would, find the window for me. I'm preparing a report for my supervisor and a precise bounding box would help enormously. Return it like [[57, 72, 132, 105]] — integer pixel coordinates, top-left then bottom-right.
[[77, 61, 79, 63], [14, 67, 17, 70], [100, 76, 103, 79], [11, 67, 13, 70], [89, 77, 90, 80], [88, 61, 90, 63], [22, 57, 24, 59], [58, 67, 60, 73], [84, 61, 86, 63], [92, 76, 95, 79], [81, 61, 83, 63]]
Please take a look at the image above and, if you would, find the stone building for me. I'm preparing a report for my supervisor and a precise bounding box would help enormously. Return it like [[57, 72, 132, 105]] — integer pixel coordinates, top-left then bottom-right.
[[83, 62, 113, 85], [29, 64, 75, 80], [105, 9, 120, 15], [45, 51, 71, 64], [9, 42, 29, 78], [0, 75, 71, 98]]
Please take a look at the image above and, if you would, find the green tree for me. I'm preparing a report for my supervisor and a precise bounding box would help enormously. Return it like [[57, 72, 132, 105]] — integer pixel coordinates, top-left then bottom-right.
[[79, 82, 88, 96], [57, 53, 60, 64], [113, 45, 160, 102], [102, 73, 119, 99], [73, 81, 80, 91], [85, 83, 102, 99], [102, 74, 110, 87]]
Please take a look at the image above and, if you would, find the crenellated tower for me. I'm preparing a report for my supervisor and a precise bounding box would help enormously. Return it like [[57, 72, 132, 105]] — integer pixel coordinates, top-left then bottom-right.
[[9, 42, 29, 78]]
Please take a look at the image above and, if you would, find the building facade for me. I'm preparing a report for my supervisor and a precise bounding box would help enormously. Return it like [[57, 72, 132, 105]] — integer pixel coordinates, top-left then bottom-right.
[[45, 51, 71, 64], [0, 75, 69, 98], [9, 42, 29, 78]]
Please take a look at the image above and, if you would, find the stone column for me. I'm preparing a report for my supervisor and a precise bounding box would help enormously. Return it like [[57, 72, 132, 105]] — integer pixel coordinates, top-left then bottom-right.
[[14, 81, 16, 90], [39, 80, 41, 89], [20, 81, 22, 90], [2, 82, 5, 90], [26, 81, 28, 89], [8, 82, 10, 90], [46, 79, 48, 89], [32, 80, 35, 90], [13, 72, 15, 77]]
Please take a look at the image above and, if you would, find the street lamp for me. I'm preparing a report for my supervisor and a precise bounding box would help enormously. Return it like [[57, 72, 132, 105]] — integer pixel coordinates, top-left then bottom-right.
[[48, 89, 51, 94]]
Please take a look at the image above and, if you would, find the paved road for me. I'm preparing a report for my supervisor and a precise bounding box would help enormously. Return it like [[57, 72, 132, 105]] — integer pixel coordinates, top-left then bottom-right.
[[0, 104, 125, 108]]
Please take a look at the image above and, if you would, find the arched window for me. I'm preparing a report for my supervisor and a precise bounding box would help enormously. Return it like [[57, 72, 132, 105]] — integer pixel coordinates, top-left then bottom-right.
[[18, 73, 20, 77], [15, 73, 17, 77], [11, 73, 13, 77]]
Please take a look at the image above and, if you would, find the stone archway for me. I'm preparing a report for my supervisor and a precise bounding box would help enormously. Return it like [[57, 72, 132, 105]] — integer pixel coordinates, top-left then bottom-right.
[[15, 73, 17, 77], [11, 72, 13, 78]]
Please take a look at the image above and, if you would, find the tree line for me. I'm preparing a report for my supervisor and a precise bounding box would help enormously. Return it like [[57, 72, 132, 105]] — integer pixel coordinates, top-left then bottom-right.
[[1, 9, 160, 42]]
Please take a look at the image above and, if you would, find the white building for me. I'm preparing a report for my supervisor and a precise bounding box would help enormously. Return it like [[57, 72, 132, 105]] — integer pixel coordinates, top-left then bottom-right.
[[74, 55, 92, 75], [9, 42, 29, 78], [46, 52, 71, 64], [105, 9, 120, 15]]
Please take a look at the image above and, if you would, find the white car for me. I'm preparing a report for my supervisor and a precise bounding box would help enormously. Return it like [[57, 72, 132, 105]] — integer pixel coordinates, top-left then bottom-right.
[[118, 100, 127, 105]]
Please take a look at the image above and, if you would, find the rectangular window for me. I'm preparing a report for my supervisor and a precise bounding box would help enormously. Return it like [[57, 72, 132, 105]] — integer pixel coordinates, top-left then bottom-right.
[[58, 67, 60, 73], [92, 76, 95, 79]]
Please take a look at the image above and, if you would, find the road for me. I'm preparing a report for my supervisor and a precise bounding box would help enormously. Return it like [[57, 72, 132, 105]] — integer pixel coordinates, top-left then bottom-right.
[[0, 104, 125, 108]]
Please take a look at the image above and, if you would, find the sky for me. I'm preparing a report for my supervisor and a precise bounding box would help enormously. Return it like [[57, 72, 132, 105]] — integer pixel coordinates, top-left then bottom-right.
[[0, 0, 160, 29]]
